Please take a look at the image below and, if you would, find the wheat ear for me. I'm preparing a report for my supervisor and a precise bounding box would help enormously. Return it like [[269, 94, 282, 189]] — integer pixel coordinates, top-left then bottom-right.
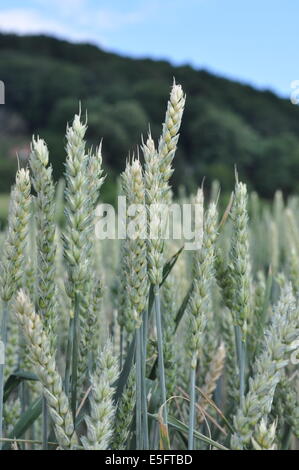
[[14, 290, 77, 449], [231, 283, 299, 449], [81, 340, 118, 450]]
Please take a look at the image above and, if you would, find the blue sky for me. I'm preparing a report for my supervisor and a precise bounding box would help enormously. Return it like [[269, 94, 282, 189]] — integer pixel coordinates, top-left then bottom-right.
[[0, 0, 297, 97]]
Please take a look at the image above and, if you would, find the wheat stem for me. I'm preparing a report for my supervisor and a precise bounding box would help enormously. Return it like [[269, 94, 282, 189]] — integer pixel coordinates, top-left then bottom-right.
[[71, 293, 80, 421], [154, 286, 168, 429], [136, 326, 143, 449], [188, 365, 196, 450], [141, 310, 149, 449]]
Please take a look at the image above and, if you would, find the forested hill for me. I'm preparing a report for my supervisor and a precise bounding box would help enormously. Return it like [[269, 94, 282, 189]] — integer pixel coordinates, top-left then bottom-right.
[[1, 32, 299, 198]]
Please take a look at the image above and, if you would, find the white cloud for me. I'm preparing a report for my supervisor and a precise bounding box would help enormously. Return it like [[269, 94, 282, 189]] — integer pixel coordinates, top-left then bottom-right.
[[0, 3, 155, 46], [0, 8, 102, 43], [0, 9, 61, 35]]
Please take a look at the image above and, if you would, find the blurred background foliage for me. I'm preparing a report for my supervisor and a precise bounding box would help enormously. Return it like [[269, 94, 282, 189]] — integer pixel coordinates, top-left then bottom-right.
[[1, 32, 299, 224]]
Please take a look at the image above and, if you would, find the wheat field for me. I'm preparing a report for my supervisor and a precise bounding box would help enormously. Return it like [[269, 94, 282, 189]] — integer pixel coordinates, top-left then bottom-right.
[[0, 81, 298, 451]]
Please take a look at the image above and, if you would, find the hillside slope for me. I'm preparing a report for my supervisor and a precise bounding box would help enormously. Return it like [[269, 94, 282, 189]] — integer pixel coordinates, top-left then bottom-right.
[[1, 32, 299, 197]]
